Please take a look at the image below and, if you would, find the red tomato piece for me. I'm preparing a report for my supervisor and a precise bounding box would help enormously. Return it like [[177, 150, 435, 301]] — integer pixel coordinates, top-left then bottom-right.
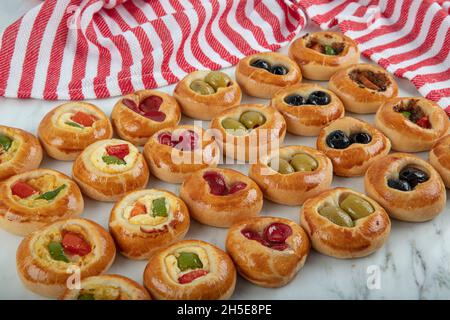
[[416, 116, 431, 129], [11, 181, 38, 199], [70, 111, 97, 127], [178, 270, 209, 284], [130, 202, 147, 218], [62, 232, 91, 256], [106, 144, 130, 159]]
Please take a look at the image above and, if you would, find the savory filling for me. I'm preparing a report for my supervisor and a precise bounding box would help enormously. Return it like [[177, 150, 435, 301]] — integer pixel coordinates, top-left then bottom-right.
[[318, 194, 374, 228], [307, 39, 344, 56], [326, 130, 372, 149], [241, 222, 292, 251], [349, 69, 389, 91], [122, 95, 166, 122], [250, 59, 289, 75], [284, 91, 331, 106], [90, 142, 138, 173], [11, 174, 67, 207], [157, 130, 199, 151], [77, 285, 129, 300], [221, 111, 266, 136], [202, 171, 247, 196], [58, 111, 98, 129], [0, 134, 19, 163], [393, 99, 431, 129], [190, 71, 232, 95], [165, 247, 210, 284], [269, 153, 318, 174], [387, 167, 429, 191]]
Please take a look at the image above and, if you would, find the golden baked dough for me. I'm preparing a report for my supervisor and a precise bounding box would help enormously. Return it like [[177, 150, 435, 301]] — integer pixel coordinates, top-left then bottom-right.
[[289, 31, 360, 80], [300, 187, 391, 259], [249, 145, 333, 205], [143, 240, 236, 300], [429, 134, 450, 188], [329, 63, 398, 113], [0, 169, 83, 236], [60, 274, 150, 300], [174, 70, 242, 120], [38, 102, 112, 160], [209, 104, 286, 162], [0, 125, 42, 181], [317, 116, 391, 177], [226, 217, 310, 287], [109, 189, 190, 260], [16, 218, 116, 298], [235, 52, 301, 98], [111, 90, 181, 145], [365, 153, 446, 222], [271, 83, 345, 136], [375, 97, 449, 152], [180, 168, 263, 227], [144, 125, 220, 183], [72, 139, 149, 201]]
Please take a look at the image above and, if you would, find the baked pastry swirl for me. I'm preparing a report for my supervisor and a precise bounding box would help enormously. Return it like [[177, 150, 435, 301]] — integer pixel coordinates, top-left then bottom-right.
[[249, 145, 333, 206], [429, 134, 450, 188], [143, 240, 236, 300], [0, 169, 83, 236], [300, 187, 391, 259], [111, 90, 181, 145], [235, 52, 302, 98], [16, 218, 116, 298], [38, 102, 113, 160], [226, 217, 310, 287], [0, 125, 42, 181], [289, 31, 360, 80], [60, 274, 150, 300], [109, 189, 190, 259], [174, 71, 242, 120], [375, 97, 449, 152], [210, 104, 286, 162], [271, 83, 345, 136], [144, 125, 220, 183], [329, 63, 398, 113], [72, 139, 149, 201], [317, 117, 391, 177], [180, 168, 263, 227], [365, 153, 446, 222]]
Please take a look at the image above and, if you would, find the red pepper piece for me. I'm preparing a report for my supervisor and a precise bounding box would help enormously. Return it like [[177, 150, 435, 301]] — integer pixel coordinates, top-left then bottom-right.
[[62, 232, 91, 256], [11, 181, 38, 199], [229, 182, 247, 194], [416, 116, 431, 129], [70, 111, 97, 127], [122, 98, 138, 110], [178, 270, 208, 284], [106, 144, 130, 159], [139, 95, 163, 113], [143, 110, 166, 122]]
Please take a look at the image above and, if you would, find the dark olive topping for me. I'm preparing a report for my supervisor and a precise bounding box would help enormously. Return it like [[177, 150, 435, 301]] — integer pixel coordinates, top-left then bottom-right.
[[349, 132, 372, 144], [326, 130, 351, 149], [307, 91, 331, 105], [284, 94, 306, 106], [399, 167, 429, 189], [250, 59, 271, 71], [387, 179, 412, 192], [271, 65, 288, 75], [349, 70, 389, 91]]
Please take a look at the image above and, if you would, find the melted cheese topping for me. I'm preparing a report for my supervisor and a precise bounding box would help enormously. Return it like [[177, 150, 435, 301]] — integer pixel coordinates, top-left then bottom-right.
[[79, 286, 127, 300], [57, 112, 90, 131], [90, 142, 138, 174], [123, 192, 173, 226], [0, 139, 20, 163], [165, 246, 210, 282], [14, 174, 67, 208]]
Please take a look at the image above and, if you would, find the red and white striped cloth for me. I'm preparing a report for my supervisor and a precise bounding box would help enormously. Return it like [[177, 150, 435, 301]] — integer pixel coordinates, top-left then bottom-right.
[[0, 0, 449, 111]]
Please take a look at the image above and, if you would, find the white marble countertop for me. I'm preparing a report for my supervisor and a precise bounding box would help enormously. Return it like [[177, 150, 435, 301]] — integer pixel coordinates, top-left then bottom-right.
[[0, 0, 449, 300]]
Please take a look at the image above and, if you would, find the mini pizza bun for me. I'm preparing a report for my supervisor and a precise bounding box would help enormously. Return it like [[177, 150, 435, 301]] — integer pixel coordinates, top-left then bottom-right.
[[111, 90, 181, 145], [226, 217, 310, 288], [72, 139, 149, 202], [289, 31, 360, 80], [38, 102, 113, 160], [174, 70, 242, 120], [300, 187, 391, 259], [375, 97, 449, 152], [235, 52, 302, 98], [0, 169, 84, 236], [429, 134, 450, 188], [328, 63, 398, 114], [180, 168, 263, 227], [0, 125, 43, 181], [109, 188, 190, 260], [143, 239, 236, 300], [60, 274, 150, 300], [16, 218, 116, 298]]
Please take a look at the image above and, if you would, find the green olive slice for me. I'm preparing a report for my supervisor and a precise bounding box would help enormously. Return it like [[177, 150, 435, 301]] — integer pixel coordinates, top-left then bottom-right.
[[239, 111, 266, 129], [269, 158, 295, 174], [204, 71, 231, 90], [290, 153, 318, 172], [190, 80, 215, 95], [318, 205, 354, 227], [221, 118, 247, 132], [340, 194, 374, 220]]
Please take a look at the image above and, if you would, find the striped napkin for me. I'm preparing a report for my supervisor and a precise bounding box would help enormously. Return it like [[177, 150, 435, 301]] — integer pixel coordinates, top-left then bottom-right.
[[0, 0, 449, 112]]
